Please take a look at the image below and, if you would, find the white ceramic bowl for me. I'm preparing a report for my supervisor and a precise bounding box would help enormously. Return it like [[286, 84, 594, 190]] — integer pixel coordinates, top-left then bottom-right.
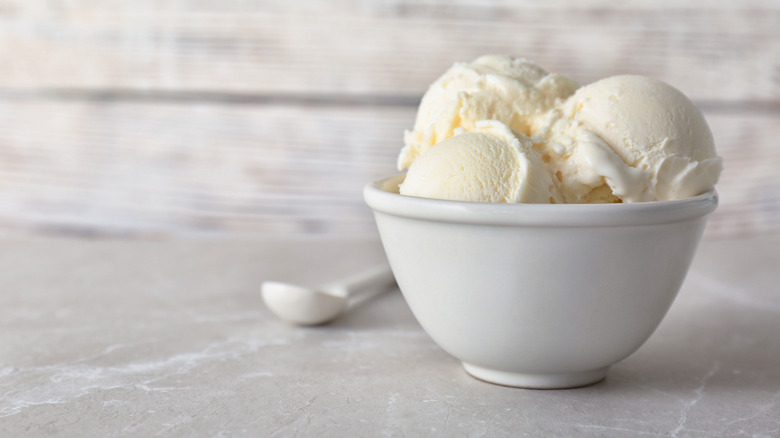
[[364, 174, 718, 389]]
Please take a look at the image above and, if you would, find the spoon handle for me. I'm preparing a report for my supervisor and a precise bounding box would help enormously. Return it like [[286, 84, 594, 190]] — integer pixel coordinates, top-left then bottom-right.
[[325, 265, 395, 298]]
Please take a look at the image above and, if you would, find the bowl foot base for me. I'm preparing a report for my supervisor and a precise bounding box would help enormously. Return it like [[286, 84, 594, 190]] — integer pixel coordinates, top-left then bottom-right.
[[463, 363, 609, 389]]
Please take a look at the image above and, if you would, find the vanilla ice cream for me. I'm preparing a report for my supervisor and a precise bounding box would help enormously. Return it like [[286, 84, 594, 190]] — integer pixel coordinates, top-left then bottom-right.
[[398, 55, 578, 170], [554, 75, 723, 202], [400, 121, 561, 203], [399, 56, 722, 204]]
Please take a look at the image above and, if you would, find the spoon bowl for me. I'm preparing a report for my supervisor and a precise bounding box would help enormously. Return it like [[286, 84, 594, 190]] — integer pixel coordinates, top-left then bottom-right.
[[261, 282, 347, 326]]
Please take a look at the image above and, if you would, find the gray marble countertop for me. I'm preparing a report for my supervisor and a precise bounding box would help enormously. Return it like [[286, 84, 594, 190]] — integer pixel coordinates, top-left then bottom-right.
[[1, 235, 778, 437]]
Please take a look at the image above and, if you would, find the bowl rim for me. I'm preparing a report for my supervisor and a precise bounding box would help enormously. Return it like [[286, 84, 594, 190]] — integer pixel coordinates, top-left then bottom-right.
[[364, 174, 718, 227]]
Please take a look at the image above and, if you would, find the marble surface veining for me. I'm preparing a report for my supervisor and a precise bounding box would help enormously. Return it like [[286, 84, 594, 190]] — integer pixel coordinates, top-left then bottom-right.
[[0, 235, 778, 437]]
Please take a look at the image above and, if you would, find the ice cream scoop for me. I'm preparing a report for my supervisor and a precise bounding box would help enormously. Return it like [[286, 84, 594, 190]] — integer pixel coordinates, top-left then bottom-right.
[[262, 265, 395, 325], [555, 75, 723, 202], [398, 55, 578, 170], [400, 120, 560, 203]]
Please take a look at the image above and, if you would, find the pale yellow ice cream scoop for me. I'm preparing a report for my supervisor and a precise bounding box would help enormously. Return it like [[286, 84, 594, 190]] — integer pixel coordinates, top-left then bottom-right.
[[400, 120, 561, 203], [556, 75, 723, 202], [398, 55, 577, 170]]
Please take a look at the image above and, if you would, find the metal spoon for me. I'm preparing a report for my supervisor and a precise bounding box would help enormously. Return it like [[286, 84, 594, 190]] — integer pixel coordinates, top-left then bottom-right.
[[261, 265, 395, 325]]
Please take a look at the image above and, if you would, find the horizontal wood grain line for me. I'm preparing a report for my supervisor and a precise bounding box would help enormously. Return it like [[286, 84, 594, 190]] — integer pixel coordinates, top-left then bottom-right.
[[0, 139, 398, 166], [0, 89, 422, 107], [0, 88, 778, 114], [0, 171, 378, 201]]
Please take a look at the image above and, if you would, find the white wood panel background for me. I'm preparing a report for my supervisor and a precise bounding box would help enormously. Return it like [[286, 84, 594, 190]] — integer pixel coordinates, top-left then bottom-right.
[[0, 0, 778, 238]]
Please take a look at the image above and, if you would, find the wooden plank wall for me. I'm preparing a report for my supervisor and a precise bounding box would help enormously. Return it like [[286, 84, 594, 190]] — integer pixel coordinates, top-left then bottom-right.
[[0, 0, 777, 238]]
